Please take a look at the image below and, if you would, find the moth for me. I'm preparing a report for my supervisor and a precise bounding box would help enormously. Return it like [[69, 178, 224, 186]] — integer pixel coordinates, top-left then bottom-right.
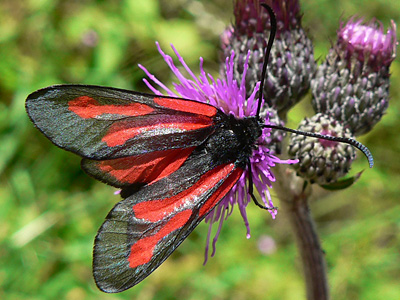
[[25, 4, 373, 293]]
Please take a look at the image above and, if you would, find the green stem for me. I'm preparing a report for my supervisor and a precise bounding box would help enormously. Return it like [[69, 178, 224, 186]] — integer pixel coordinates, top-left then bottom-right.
[[274, 165, 329, 300]]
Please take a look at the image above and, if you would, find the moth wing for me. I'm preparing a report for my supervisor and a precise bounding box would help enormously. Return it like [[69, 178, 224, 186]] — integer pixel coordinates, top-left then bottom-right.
[[93, 152, 243, 293], [26, 85, 218, 160], [81, 147, 196, 189]]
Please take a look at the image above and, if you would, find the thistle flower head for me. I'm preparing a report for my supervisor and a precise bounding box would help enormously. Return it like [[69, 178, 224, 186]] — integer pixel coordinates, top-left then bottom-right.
[[312, 18, 397, 136], [338, 18, 397, 70], [221, 0, 316, 116], [233, 0, 301, 38], [288, 113, 356, 184], [139, 42, 297, 262]]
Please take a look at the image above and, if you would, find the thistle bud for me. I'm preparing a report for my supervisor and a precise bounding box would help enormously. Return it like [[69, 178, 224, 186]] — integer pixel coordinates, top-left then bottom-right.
[[221, 0, 316, 115], [312, 18, 397, 136], [288, 113, 356, 184]]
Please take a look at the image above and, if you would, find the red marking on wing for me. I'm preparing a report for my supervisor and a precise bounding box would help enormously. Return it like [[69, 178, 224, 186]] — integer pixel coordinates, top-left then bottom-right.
[[154, 97, 217, 117], [68, 96, 154, 118], [102, 116, 213, 147], [132, 164, 236, 223], [199, 168, 243, 217], [98, 147, 195, 185], [128, 209, 192, 268]]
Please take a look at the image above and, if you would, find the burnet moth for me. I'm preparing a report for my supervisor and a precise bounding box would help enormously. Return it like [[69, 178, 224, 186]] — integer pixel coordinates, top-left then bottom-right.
[[25, 4, 373, 293]]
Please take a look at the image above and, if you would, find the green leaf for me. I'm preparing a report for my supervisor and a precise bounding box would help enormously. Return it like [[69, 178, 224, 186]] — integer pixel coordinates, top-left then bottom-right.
[[320, 170, 364, 191]]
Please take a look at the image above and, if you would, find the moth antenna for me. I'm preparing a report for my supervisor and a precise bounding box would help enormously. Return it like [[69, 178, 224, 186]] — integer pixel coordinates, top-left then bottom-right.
[[263, 124, 374, 168], [248, 4, 278, 212], [256, 3, 276, 118]]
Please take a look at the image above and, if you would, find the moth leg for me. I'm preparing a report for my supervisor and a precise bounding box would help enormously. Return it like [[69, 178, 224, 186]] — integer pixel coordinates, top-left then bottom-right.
[[247, 161, 276, 211]]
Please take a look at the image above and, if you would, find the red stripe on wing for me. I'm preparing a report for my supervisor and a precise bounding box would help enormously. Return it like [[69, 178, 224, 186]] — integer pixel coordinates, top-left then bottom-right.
[[102, 116, 214, 147], [96, 147, 195, 185], [128, 209, 192, 268], [68, 96, 154, 118], [199, 168, 243, 217], [132, 163, 236, 222], [154, 97, 217, 117]]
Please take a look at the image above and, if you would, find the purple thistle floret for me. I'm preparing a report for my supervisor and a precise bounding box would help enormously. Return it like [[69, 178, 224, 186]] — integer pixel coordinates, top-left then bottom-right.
[[139, 42, 297, 262], [338, 18, 397, 70]]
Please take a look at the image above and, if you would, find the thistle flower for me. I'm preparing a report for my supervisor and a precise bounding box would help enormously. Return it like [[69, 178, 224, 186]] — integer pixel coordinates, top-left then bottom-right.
[[139, 42, 297, 262], [221, 0, 316, 115], [312, 18, 397, 136], [288, 113, 356, 184]]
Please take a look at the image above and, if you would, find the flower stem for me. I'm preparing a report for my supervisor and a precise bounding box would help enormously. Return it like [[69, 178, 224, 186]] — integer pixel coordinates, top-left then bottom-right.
[[274, 165, 329, 300]]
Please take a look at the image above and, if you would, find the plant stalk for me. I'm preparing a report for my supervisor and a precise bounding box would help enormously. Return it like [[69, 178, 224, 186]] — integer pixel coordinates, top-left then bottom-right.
[[274, 165, 329, 300]]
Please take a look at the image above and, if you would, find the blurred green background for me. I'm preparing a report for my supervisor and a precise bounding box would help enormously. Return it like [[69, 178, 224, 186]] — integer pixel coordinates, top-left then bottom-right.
[[1, 0, 399, 299]]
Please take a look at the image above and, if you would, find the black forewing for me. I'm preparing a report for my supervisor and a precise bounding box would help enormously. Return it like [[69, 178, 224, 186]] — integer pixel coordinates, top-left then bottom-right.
[[25, 85, 218, 160]]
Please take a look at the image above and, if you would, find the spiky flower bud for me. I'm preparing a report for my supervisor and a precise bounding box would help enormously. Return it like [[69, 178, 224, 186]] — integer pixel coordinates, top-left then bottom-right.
[[288, 113, 356, 184], [312, 18, 397, 136], [221, 0, 316, 115]]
